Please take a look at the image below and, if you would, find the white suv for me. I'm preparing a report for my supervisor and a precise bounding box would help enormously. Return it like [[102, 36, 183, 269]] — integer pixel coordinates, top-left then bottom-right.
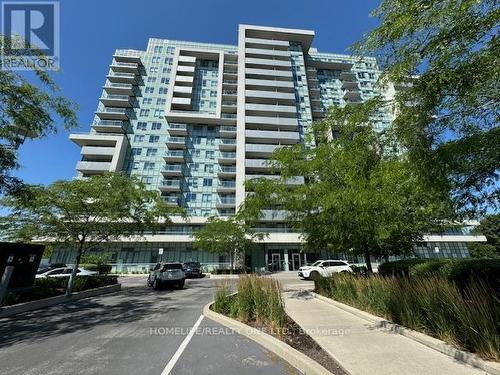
[[298, 260, 352, 280]]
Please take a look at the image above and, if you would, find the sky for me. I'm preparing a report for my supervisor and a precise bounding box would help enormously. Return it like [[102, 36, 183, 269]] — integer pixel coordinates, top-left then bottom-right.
[[14, 0, 382, 186]]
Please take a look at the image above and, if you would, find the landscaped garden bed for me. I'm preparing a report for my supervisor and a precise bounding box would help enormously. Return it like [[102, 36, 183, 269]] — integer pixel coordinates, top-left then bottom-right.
[[315, 266, 500, 362], [213, 275, 348, 374], [3, 275, 118, 306]]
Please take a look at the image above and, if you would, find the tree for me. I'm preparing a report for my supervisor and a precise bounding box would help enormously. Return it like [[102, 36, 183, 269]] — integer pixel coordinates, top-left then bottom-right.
[[469, 214, 500, 258], [0, 35, 78, 194], [193, 216, 264, 270], [0, 173, 178, 296], [355, 0, 500, 215], [243, 100, 451, 272]]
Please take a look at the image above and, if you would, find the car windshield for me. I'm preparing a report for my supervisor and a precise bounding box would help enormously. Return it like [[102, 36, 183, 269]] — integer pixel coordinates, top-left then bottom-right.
[[312, 261, 322, 266], [163, 263, 183, 270], [185, 262, 200, 267]]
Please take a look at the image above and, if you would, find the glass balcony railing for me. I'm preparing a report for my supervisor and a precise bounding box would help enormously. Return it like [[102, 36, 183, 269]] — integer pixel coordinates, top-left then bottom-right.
[[223, 80, 238, 84], [221, 113, 237, 119], [220, 152, 236, 159], [164, 165, 183, 172], [101, 94, 129, 101], [222, 101, 237, 106], [161, 180, 180, 187], [220, 126, 237, 132], [220, 166, 236, 173], [222, 90, 237, 95], [220, 139, 236, 145], [112, 61, 138, 68], [218, 197, 236, 204], [166, 137, 185, 143], [164, 150, 184, 158], [96, 120, 123, 127], [168, 123, 187, 130], [109, 72, 135, 78], [219, 181, 236, 188], [104, 82, 133, 89], [99, 107, 127, 114], [163, 196, 179, 204]]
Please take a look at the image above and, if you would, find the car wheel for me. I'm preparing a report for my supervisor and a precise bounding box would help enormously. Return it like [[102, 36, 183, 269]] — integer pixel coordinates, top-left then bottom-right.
[[310, 271, 321, 281], [147, 276, 152, 287], [153, 277, 161, 290]]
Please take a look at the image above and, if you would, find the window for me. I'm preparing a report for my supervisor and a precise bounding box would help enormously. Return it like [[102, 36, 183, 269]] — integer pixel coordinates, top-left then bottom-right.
[[149, 67, 159, 73], [145, 87, 154, 94], [133, 135, 144, 142], [129, 161, 139, 170], [146, 148, 157, 156], [161, 77, 170, 84], [142, 98, 152, 105], [153, 45, 163, 53], [154, 109, 164, 118], [141, 176, 153, 184], [147, 77, 157, 83], [159, 87, 168, 94], [151, 122, 162, 130], [202, 194, 212, 203], [186, 193, 197, 201], [140, 109, 150, 116], [205, 150, 214, 159], [144, 162, 155, 170], [204, 164, 213, 173], [203, 178, 212, 187], [149, 135, 160, 143], [131, 148, 142, 156], [136, 122, 147, 130], [151, 56, 160, 64], [156, 98, 166, 105]]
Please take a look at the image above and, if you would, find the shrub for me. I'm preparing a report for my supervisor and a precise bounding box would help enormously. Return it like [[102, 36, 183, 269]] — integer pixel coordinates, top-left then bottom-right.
[[212, 275, 286, 329], [315, 273, 500, 360], [212, 268, 246, 275], [80, 263, 112, 274], [378, 259, 428, 277], [72, 275, 117, 292]]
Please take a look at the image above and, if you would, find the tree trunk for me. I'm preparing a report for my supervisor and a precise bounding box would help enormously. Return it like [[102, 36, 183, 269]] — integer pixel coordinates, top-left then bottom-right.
[[66, 241, 84, 297], [364, 245, 373, 274], [228, 251, 233, 271]]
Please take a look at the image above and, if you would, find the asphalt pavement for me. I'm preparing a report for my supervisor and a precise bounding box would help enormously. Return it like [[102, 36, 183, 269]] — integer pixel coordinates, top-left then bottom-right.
[[0, 276, 300, 375]]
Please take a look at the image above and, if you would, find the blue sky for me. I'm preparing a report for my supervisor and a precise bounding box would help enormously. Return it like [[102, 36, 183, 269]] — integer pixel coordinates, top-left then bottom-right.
[[14, 0, 381, 185]]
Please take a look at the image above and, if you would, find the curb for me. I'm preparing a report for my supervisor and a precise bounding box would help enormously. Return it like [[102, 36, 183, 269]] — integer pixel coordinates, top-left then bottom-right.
[[208, 274, 241, 280], [311, 292, 500, 375], [203, 301, 335, 375], [0, 284, 122, 318]]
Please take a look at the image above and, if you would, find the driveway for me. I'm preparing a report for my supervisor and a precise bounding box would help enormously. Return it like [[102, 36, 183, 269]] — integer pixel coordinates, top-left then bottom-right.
[[0, 276, 299, 375]]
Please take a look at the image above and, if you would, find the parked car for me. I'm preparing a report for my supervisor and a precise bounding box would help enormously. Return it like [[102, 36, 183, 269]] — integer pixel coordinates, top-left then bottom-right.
[[35, 267, 98, 278], [298, 260, 352, 280], [36, 263, 67, 274], [183, 262, 202, 278], [147, 262, 185, 289]]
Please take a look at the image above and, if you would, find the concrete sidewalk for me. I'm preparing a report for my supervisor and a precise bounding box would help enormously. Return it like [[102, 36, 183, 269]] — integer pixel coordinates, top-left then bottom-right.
[[284, 290, 489, 375]]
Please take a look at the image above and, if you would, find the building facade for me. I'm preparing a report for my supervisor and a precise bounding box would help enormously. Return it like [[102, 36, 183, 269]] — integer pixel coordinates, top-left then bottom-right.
[[61, 25, 486, 272]]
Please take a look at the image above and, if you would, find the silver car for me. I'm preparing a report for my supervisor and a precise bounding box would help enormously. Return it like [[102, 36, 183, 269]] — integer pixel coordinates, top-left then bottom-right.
[[147, 262, 185, 289]]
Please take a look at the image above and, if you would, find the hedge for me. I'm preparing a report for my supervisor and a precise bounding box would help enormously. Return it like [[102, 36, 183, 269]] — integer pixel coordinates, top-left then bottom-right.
[[80, 263, 112, 274], [378, 258, 500, 292]]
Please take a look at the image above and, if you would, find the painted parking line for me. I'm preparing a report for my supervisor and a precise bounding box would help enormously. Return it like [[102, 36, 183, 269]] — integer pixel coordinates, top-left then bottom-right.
[[160, 314, 205, 375]]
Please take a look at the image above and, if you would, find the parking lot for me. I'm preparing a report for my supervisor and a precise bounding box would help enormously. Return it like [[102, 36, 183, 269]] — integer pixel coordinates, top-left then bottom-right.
[[0, 276, 299, 375]]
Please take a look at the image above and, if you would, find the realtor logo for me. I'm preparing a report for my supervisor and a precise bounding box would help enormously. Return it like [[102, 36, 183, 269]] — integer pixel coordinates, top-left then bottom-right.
[[1, 1, 60, 70]]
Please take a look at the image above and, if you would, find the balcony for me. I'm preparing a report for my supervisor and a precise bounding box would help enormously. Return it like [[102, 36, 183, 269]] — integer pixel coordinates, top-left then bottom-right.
[[245, 37, 290, 49], [216, 180, 236, 193], [219, 125, 237, 138], [76, 161, 111, 174], [246, 174, 304, 186], [218, 151, 236, 164], [245, 48, 291, 58], [220, 113, 237, 125], [162, 164, 183, 176], [110, 61, 139, 73], [246, 143, 279, 158], [245, 79, 294, 90], [245, 129, 299, 144], [162, 196, 179, 206], [245, 68, 293, 79], [222, 90, 237, 98], [343, 89, 362, 101], [223, 79, 238, 87], [175, 75, 194, 86], [341, 80, 359, 90], [340, 71, 357, 80], [95, 107, 128, 120], [218, 138, 237, 150], [218, 166, 236, 178], [166, 136, 186, 149], [91, 120, 125, 133], [167, 123, 187, 136], [106, 72, 136, 84], [103, 82, 134, 95], [113, 52, 142, 64], [216, 197, 236, 208], [178, 55, 196, 65], [163, 150, 184, 162], [159, 179, 181, 192], [173, 86, 192, 97], [245, 103, 296, 116], [99, 94, 131, 108], [81, 146, 115, 157], [245, 116, 298, 131], [177, 65, 195, 75], [245, 159, 269, 172]]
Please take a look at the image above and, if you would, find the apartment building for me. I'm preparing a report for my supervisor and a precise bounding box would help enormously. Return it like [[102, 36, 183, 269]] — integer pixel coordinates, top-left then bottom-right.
[[59, 25, 486, 272]]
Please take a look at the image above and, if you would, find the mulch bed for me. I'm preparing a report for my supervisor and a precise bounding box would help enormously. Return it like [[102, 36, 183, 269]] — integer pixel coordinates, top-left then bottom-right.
[[246, 317, 349, 375]]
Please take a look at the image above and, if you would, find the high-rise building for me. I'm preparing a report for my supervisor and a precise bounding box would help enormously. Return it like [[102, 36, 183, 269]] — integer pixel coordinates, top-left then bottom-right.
[[61, 25, 485, 272]]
